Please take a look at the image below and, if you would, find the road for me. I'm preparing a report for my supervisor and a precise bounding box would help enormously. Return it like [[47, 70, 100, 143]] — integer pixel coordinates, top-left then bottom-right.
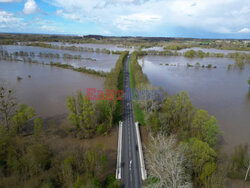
[[121, 54, 142, 188]]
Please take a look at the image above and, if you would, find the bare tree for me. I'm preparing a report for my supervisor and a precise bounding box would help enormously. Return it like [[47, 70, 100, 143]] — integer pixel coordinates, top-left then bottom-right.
[[0, 82, 17, 129], [137, 83, 163, 113], [145, 133, 192, 188]]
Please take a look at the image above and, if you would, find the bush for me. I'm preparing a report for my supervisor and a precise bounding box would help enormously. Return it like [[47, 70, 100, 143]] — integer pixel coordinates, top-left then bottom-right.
[[206, 64, 212, 68], [23, 143, 52, 176], [184, 50, 196, 58]]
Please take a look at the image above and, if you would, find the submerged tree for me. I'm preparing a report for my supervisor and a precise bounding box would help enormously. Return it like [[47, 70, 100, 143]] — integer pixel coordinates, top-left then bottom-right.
[[228, 144, 250, 180]]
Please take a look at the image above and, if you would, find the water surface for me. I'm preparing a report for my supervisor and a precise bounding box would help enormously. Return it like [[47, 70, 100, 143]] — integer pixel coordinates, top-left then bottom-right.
[[178, 47, 250, 55], [1, 45, 119, 72], [139, 56, 250, 152], [0, 60, 104, 117]]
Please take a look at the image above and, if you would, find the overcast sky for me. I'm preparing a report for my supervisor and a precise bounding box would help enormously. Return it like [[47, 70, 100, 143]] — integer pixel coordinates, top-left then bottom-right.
[[0, 0, 250, 38]]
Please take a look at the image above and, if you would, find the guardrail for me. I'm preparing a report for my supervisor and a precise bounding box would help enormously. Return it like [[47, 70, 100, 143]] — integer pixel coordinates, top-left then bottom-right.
[[135, 122, 147, 180], [116, 121, 123, 179]]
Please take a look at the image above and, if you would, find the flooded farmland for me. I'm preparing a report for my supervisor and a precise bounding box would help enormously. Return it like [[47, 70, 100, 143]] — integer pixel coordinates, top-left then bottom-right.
[[178, 47, 250, 54], [142, 46, 250, 55], [0, 60, 104, 117], [44, 42, 134, 52], [139, 55, 250, 152], [1, 45, 119, 72]]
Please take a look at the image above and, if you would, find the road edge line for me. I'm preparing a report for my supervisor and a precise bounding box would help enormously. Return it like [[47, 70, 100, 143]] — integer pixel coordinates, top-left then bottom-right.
[[135, 121, 147, 180], [116, 121, 123, 179]]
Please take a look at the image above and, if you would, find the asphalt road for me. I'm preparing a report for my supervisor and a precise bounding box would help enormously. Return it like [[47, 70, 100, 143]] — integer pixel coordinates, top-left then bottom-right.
[[121, 55, 142, 188]]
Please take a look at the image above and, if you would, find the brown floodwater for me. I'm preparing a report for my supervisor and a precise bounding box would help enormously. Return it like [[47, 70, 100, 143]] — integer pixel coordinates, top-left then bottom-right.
[[1, 45, 119, 72], [178, 47, 250, 54], [0, 60, 104, 117], [139, 56, 250, 152], [45, 42, 134, 51], [141, 46, 250, 55]]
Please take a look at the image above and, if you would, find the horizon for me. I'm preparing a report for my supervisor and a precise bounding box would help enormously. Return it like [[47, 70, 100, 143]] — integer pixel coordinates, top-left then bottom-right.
[[0, 0, 250, 39], [1, 32, 250, 41]]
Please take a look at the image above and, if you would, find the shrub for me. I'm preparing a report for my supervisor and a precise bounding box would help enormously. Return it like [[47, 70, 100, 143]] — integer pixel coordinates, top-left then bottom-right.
[[206, 64, 212, 68]]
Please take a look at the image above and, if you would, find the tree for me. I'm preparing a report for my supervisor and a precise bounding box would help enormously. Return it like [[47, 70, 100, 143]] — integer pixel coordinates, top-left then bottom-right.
[[185, 138, 217, 186], [146, 134, 192, 188], [67, 91, 95, 138], [184, 50, 196, 58], [95, 100, 113, 134], [229, 144, 250, 179], [0, 125, 10, 166], [161, 91, 196, 135], [191, 110, 220, 148], [61, 156, 74, 187], [12, 104, 35, 133], [67, 92, 79, 131], [147, 111, 161, 135], [33, 118, 43, 140], [0, 84, 17, 129]]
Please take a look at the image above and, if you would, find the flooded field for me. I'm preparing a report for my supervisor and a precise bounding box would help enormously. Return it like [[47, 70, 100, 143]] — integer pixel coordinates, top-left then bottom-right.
[[0, 60, 104, 117], [139, 56, 250, 152], [178, 47, 250, 54], [142, 46, 250, 55], [1, 45, 119, 72], [45, 42, 134, 52]]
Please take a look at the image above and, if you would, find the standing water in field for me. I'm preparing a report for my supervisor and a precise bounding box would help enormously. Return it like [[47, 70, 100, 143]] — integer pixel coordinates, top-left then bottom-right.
[[139, 55, 250, 152], [0, 60, 104, 117], [1, 45, 119, 72]]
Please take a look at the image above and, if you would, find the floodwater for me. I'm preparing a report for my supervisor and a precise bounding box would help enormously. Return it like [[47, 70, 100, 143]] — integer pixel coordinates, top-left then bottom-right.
[[0, 60, 104, 117], [139, 56, 250, 152], [1, 45, 119, 72], [42, 42, 134, 52], [178, 47, 250, 55], [141, 46, 250, 55]]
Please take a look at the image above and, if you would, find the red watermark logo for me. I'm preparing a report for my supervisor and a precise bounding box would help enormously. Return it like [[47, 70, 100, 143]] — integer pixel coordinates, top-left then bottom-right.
[[86, 88, 163, 101], [86, 88, 124, 100]]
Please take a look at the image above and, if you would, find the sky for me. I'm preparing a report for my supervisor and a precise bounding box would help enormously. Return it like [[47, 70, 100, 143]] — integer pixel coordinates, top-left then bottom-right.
[[0, 0, 250, 39]]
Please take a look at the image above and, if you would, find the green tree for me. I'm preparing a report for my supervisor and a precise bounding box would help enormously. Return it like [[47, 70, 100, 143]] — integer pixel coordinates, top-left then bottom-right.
[[104, 174, 121, 188], [67, 91, 95, 138], [11, 104, 35, 133], [184, 50, 196, 58], [148, 111, 161, 134], [67, 93, 79, 131], [186, 138, 217, 186], [61, 156, 74, 187], [85, 150, 98, 176], [95, 100, 113, 134], [161, 91, 195, 135], [33, 118, 43, 140], [191, 110, 220, 148]]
